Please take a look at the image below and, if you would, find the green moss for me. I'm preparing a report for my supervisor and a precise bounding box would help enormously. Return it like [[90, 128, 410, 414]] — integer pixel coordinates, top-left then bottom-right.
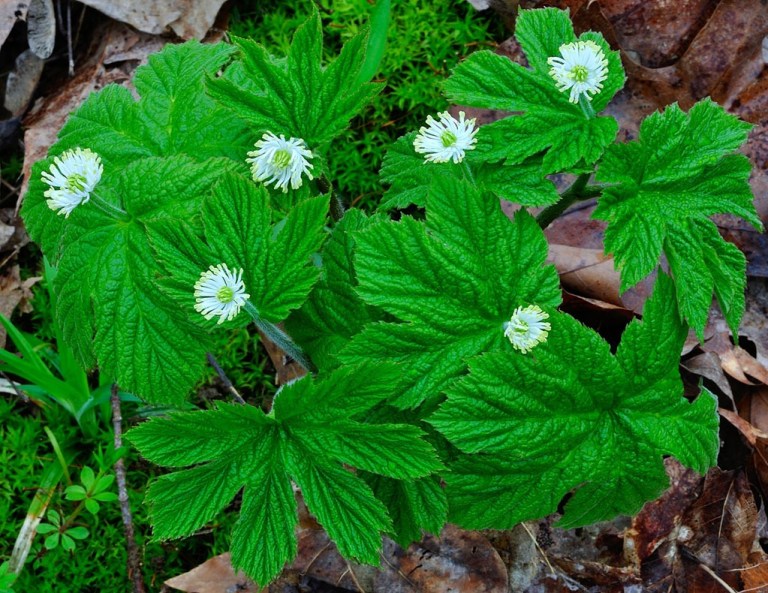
[[230, 0, 505, 208]]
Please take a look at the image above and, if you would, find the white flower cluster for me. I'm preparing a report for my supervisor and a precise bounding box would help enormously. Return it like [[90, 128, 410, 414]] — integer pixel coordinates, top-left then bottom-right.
[[413, 111, 478, 164], [504, 305, 551, 354], [41, 148, 103, 217], [194, 264, 250, 324], [547, 40, 608, 104], [247, 132, 314, 192]]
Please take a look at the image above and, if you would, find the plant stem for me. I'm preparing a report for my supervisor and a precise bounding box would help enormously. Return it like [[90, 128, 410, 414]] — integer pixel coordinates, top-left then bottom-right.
[[110, 384, 146, 593], [461, 160, 476, 185], [90, 193, 131, 222], [243, 301, 317, 374], [206, 352, 246, 404], [536, 173, 602, 230], [578, 95, 595, 119]]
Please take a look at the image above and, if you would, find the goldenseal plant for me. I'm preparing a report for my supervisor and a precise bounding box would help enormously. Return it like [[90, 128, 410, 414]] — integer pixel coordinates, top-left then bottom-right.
[[19, 6, 761, 588]]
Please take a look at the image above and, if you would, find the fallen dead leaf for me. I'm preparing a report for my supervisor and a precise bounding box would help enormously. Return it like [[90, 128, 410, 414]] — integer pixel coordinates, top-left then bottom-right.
[[164, 553, 262, 593], [375, 524, 508, 593], [0, 1, 27, 50], [683, 352, 735, 404], [78, 0, 227, 40], [0, 264, 39, 348]]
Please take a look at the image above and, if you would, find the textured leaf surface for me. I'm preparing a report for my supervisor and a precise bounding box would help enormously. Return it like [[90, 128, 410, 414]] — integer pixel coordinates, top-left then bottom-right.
[[128, 364, 442, 585], [444, 8, 623, 173], [430, 273, 719, 529], [287, 209, 384, 371], [208, 9, 381, 148], [41, 156, 230, 403], [22, 41, 251, 258], [19, 42, 253, 402], [342, 177, 561, 408], [148, 172, 327, 331], [594, 100, 761, 336], [379, 132, 559, 210]]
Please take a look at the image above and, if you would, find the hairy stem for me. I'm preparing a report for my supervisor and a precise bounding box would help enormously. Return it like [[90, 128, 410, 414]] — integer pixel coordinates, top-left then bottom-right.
[[90, 193, 131, 222], [243, 301, 317, 374], [536, 173, 602, 229], [206, 352, 246, 404], [111, 385, 146, 593]]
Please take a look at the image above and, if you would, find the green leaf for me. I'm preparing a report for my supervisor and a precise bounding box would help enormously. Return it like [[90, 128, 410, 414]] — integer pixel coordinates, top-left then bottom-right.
[[356, 0, 390, 84], [66, 526, 89, 540], [22, 41, 251, 258], [594, 100, 761, 336], [364, 474, 448, 547], [342, 177, 561, 408], [148, 172, 327, 329], [430, 273, 719, 529], [60, 534, 75, 552], [80, 466, 95, 490], [44, 533, 60, 550], [379, 132, 559, 210], [35, 523, 57, 535], [208, 9, 382, 148], [286, 209, 385, 371], [64, 485, 86, 501], [444, 8, 624, 173], [84, 499, 100, 515], [44, 156, 230, 403], [128, 364, 441, 586]]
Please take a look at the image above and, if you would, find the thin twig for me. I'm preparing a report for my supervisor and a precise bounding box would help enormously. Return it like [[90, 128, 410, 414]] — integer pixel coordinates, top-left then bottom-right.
[[520, 521, 556, 575], [698, 563, 738, 593], [66, 0, 74, 76], [206, 352, 246, 404], [0, 371, 29, 402], [111, 384, 146, 593]]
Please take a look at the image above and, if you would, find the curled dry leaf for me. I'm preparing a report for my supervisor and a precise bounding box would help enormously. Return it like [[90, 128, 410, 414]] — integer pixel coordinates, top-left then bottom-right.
[[4, 49, 45, 117], [26, 0, 55, 59]]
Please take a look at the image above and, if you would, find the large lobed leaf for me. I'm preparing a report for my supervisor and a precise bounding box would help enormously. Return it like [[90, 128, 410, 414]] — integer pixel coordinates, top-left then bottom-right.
[[594, 99, 762, 337], [342, 176, 561, 408], [430, 273, 719, 529], [127, 364, 442, 586], [444, 8, 624, 174], [208, 9, 382, 149]]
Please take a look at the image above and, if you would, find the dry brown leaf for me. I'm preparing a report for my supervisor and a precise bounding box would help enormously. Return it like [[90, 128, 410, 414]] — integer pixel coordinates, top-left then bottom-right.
[[4, 49, 44, 116], [164, 553, 262, 593], [683, 352, 734, 403], [78, 0, 226, 39], [26, 0, 55, 59], [0, 1, 27, 49], [0, 264, 39, 348], [375, 524, 508, 593]]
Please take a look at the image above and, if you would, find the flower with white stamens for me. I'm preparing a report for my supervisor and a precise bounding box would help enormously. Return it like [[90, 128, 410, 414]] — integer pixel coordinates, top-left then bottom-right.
[[413, 111, 478, 164], [42, 148, 103, 217], [247, 132, 314, 192], [194, 264, 250, 324], [547, 40, 609, 104], [504, 305, 551, 354]]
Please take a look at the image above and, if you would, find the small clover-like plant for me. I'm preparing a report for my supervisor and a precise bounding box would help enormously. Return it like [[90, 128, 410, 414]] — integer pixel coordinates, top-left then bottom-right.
[[18, 4, 761, 588]]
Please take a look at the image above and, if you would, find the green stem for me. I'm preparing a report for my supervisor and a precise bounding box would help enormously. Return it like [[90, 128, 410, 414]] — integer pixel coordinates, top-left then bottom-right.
[[461, 160, 476, 186], [43, 427, 71, 486], [536, 173, 602, 230], [90, 192, 131, 222], [243, 301, 317, 374], [578, 94, 596, 119]]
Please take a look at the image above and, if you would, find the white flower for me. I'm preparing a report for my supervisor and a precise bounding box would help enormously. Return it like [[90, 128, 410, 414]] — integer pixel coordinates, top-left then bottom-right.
[[194, 264, 250, 324], [247, 132, 314, 192], [504, 305, 551, 354], [413, 111, 478, 164], [547, 40, 609, 104], [41, 148, 103, 217]]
